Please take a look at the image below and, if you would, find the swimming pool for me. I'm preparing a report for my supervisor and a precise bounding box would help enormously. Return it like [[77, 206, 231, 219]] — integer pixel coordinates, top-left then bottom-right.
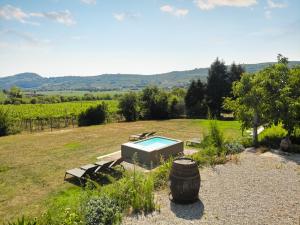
[[121, 136, 184, 168], [135, 137, 179, 151]]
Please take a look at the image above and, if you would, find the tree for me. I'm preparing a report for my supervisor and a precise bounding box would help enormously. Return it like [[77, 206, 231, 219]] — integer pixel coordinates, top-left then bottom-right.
[[8, 86, 23, 98], [169, 96, 185, 118], [225, 55, 300, 146], [184, 79, 207, 117], [140, 86, 169, 120], [78, 102, 108, 126], [206, 58, 229, 118], [227, 63, 245, 97], [224, 73, 266, 146], [118, 92, 140, 121]]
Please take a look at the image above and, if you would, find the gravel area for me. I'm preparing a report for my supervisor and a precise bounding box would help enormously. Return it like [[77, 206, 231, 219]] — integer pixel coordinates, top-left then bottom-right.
[[123, 150, 300, 225]]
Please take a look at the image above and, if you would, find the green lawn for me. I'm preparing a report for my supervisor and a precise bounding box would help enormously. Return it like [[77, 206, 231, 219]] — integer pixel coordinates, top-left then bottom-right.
[[0, 119, 242, 222]]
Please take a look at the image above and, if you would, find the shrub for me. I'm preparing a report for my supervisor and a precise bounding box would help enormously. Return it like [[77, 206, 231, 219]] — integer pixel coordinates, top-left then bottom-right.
[[259, 125, 288, 148], [152, 157, 173, 189], [224, 140, 244, 154], [62, 208, 83, 225], [0, 108, 19, 136], [84, 196, 121, 225], [118, 92, 140, 121], [103, 170, 156, 213], [78, 102, 108, 126]]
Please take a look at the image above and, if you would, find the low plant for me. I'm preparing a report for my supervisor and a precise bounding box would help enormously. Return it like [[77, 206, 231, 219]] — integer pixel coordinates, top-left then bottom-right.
[[224, 140, 244, 154], [84, 196, 121, 225], [104, 170, 156, 213], [151, 157, 173, 190], [4, 216, 37, 225], [259, 124, 287, 148], [62, 208, 83, 225]]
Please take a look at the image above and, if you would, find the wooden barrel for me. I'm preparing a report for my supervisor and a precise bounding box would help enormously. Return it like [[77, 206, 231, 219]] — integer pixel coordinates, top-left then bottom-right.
[[169, 158, 200, 204]]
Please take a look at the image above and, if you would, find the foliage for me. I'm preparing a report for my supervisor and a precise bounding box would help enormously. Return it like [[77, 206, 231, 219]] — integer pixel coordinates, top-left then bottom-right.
[[1, 101, 117, 121], [3, 216, 37, 225], [151, 157, 173, 189], [140, 86, 169, 120], [225, 55, 300, 145], [0, 107, 20, 136], [168, 96, 184, 118], [78, 102, 108, 126], [227, 63, 245, 97], [118, 92, 140, 121], [103, 170, 155, 213], [84, 196, 121, 225], [259, 125, 287, 148], [224, 140, 244, 154], [184, 79, 207, 118], [62, 208, 83, 225], [206, 58, 229, 118]]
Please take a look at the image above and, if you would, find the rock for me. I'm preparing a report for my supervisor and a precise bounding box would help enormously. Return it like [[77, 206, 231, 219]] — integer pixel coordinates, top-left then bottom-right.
[[280, 138, 292, 151]]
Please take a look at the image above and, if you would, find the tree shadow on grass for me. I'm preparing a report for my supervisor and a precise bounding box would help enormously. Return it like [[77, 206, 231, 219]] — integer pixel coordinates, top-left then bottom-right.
[[170, 198, 204, 220]]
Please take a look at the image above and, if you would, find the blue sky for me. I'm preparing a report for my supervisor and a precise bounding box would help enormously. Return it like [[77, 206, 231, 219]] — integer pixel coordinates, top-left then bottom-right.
[[0, 0, 299, 77]]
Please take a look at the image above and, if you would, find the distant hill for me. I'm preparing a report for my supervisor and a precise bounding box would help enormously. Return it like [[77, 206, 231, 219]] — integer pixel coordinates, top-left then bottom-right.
[[1, 61, 299, 91]]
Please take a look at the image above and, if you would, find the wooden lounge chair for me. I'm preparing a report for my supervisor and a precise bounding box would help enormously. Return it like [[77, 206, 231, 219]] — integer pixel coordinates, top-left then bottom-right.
[[94, 160, 115, 173], [64, 164, 99, 181], [186, 138, 202, 146], [144, 131, 156, 138], [129, 132, 149, 141], [95, 158, 125, 173]]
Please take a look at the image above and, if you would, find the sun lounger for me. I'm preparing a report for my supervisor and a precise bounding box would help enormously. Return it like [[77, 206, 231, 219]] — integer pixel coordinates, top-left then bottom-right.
[[95, 158, 125, 173], [186, 138, 202, 146], [144, 131, 156, 138], [129, 132, 149, 141], [64, 164, 99, 181]]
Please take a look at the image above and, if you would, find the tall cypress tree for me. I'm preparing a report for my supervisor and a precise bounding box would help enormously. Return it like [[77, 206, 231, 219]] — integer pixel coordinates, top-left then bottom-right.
[[185, 79, 206, 117], [227, 63, 245, 97], [206, 58, 228, 118]]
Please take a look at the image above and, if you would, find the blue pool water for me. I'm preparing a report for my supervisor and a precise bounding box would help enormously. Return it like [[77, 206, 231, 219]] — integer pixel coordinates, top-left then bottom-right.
[[136, 137, 178, 149]]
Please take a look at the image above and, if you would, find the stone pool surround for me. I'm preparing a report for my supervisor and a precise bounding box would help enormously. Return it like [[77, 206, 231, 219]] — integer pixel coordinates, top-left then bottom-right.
[[121, 136, 184, 168]]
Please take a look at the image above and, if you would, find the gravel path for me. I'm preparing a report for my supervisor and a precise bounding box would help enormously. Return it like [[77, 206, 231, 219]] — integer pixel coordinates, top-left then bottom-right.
[[123, 150, 300, 225]]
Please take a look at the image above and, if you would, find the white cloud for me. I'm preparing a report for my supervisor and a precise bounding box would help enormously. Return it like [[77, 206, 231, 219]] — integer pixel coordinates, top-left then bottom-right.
[[267, 0, 287, 8], [265, 10, 272, 19], [42, 10, 76, 26], [0, 5, 75, 26], [0, 5, 38, 25], [113, 12, 140, 22], [160, 5, 189, 17], [80, 0, 96, 5], [194, 0, 257, 10], [0, 29, 50, 47]]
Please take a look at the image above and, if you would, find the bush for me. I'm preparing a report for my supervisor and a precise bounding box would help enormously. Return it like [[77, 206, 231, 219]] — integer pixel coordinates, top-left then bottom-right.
[[224, 141, 244, 154], [0, 108, 19, 136], [103, 170, 156, 214], [118, 92, 140, 121], [259, 125, 287, 148], [152, 157, 173, 189], [84, 196, 121, 225], [78, 102, 108, 126]]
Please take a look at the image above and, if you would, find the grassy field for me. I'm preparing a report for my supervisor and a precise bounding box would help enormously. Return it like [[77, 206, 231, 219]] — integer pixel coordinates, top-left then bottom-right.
[[0, 119, 242, 222]]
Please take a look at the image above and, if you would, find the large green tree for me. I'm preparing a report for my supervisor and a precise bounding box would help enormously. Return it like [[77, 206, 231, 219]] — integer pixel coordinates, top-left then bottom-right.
[[118, 92, 140, 121], [225, 55, 300, 145], [206, 58, 229, 118], [185, 79, 207, 117]]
